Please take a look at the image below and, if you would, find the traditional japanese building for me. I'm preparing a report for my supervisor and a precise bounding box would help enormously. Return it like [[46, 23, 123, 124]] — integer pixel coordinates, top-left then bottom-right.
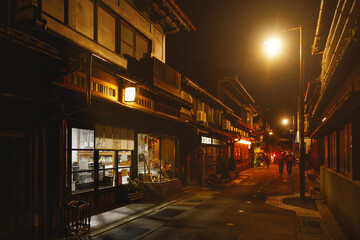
[[0, 1, 258, 239], [308, 0, 360, 239], [0, 0, 195, 238]]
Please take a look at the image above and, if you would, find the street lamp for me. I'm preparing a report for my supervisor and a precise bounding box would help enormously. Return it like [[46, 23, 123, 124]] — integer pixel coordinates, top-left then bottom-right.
[[264, 26, 305, 200], [282, 118, 289, 126]]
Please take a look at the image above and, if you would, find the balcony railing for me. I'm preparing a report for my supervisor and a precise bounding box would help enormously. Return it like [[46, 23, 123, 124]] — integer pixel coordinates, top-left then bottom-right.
[[140, 57, 181, 97], [321, 0, 360, 91]]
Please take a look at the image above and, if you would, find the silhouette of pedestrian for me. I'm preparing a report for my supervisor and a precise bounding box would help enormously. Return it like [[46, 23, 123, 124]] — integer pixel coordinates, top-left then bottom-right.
[[264, 153, 270, 168], [286, 151, 295, 176], [278, 150, 286, 178]]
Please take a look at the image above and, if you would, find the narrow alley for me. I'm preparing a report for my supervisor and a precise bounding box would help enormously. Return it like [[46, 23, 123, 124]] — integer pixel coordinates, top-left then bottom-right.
[[90, 164, 346, 240]]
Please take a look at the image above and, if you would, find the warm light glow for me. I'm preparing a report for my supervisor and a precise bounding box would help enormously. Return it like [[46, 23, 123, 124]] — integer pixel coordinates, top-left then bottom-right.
[[282, 118, 289, 125], [234, 138, 239, 142], [269, 131, 273, 135], [264, 38, 281, 56], [322, 117, 327, 122], [238, 139, 251, 145], [124, 87, 136, 102]]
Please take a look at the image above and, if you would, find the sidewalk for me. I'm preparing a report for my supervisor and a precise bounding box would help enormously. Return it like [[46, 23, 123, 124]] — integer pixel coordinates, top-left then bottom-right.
[[285, 165, 348, 240], [80, 186, 203, 239]]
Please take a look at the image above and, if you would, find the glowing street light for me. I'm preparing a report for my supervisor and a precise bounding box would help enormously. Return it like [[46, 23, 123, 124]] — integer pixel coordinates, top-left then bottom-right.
[[264, 38, 281, 57], [282, 118, 289, 125]]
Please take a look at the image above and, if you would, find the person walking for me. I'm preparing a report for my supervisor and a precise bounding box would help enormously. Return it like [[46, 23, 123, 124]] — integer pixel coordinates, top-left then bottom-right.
[[264, 152, 271, 168], [286, 151, 295, 176], [278, 150, 286, 179]]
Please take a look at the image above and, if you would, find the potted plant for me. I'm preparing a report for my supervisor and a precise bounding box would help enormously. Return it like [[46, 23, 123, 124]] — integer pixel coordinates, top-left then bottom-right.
[[124, 178, 145, 202]]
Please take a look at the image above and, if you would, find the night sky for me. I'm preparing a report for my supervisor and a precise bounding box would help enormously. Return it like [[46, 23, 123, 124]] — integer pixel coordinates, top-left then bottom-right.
[[167, 0, 322, 131]]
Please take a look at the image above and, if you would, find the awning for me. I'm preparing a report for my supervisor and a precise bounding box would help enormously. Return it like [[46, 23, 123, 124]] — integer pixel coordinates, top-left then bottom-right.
[[309, 91, 360, 138]]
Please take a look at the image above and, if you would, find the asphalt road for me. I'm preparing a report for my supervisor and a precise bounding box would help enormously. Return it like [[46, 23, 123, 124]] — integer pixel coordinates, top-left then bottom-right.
[[96, 164, 328, 240]]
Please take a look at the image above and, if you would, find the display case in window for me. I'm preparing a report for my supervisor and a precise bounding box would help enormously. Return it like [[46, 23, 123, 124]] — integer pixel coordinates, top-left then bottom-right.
[[71, 150, 95, 192], [99, 151, 116, 188], [118, 151, 131, 185]]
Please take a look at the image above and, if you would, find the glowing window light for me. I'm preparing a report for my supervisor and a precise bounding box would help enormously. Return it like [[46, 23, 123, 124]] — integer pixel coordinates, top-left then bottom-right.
[[124, 87, 136, 102]]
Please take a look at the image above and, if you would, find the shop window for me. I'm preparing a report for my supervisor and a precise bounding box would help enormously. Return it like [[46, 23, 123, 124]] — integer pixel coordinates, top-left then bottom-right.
[[70, 128, 95, 193], [161, 136, 176, 181], [97, 7, 116, 51], [204, 145, 218, 180], [72, 128, 94, 149], [71, 150, 94, 192], [137, 134, 177, 183], [68, 126, 135, 193], [95, 126, 134, 186], [118, 151, 131, 185], [138, 134, 160, 182], [99, 151, 116, 188]]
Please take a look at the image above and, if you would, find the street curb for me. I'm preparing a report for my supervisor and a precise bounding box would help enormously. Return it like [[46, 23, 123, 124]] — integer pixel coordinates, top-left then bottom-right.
[[89, 188, 200, 238]]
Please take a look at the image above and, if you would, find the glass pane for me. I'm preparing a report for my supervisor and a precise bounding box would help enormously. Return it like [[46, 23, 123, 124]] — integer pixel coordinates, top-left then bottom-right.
[[121, 42, 134, 58], [99, 151, 114, 168], [98, 7, 116, 51], [72, 128, 94, 149], [99, 169, 116, 188], [71, 150, 94, 169], [71, 150, 94, 192], [160, 136, 176, 181], [121, 23, 134, 46], [72, 171, 94, 192], [138, 134, 160, 182], [118, 151, 131, 185], [135, 35, 148, 60], [118, 167, 130, 185], [119, 151, 131, 167]]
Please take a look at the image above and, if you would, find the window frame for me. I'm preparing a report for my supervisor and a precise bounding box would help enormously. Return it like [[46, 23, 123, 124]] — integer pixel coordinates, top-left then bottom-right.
[[67, 127, 96, 194], [96, 2, 118, 52], [119, 20, 150, 60], [67, 126, 136, 195]]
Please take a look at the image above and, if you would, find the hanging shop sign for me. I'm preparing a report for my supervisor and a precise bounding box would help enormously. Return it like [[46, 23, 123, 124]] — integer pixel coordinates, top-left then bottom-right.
[[201, 136, 212, 144], [211, 138, 220, 145], [201, 136, 221, 146]]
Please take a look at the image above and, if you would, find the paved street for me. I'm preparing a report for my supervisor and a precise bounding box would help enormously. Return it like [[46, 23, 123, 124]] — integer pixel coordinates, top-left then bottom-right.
[[92, 163, 344, 240]]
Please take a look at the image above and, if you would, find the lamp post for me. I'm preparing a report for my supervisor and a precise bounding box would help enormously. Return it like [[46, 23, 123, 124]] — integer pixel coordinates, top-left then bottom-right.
[[264, 26, 305, 200]]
